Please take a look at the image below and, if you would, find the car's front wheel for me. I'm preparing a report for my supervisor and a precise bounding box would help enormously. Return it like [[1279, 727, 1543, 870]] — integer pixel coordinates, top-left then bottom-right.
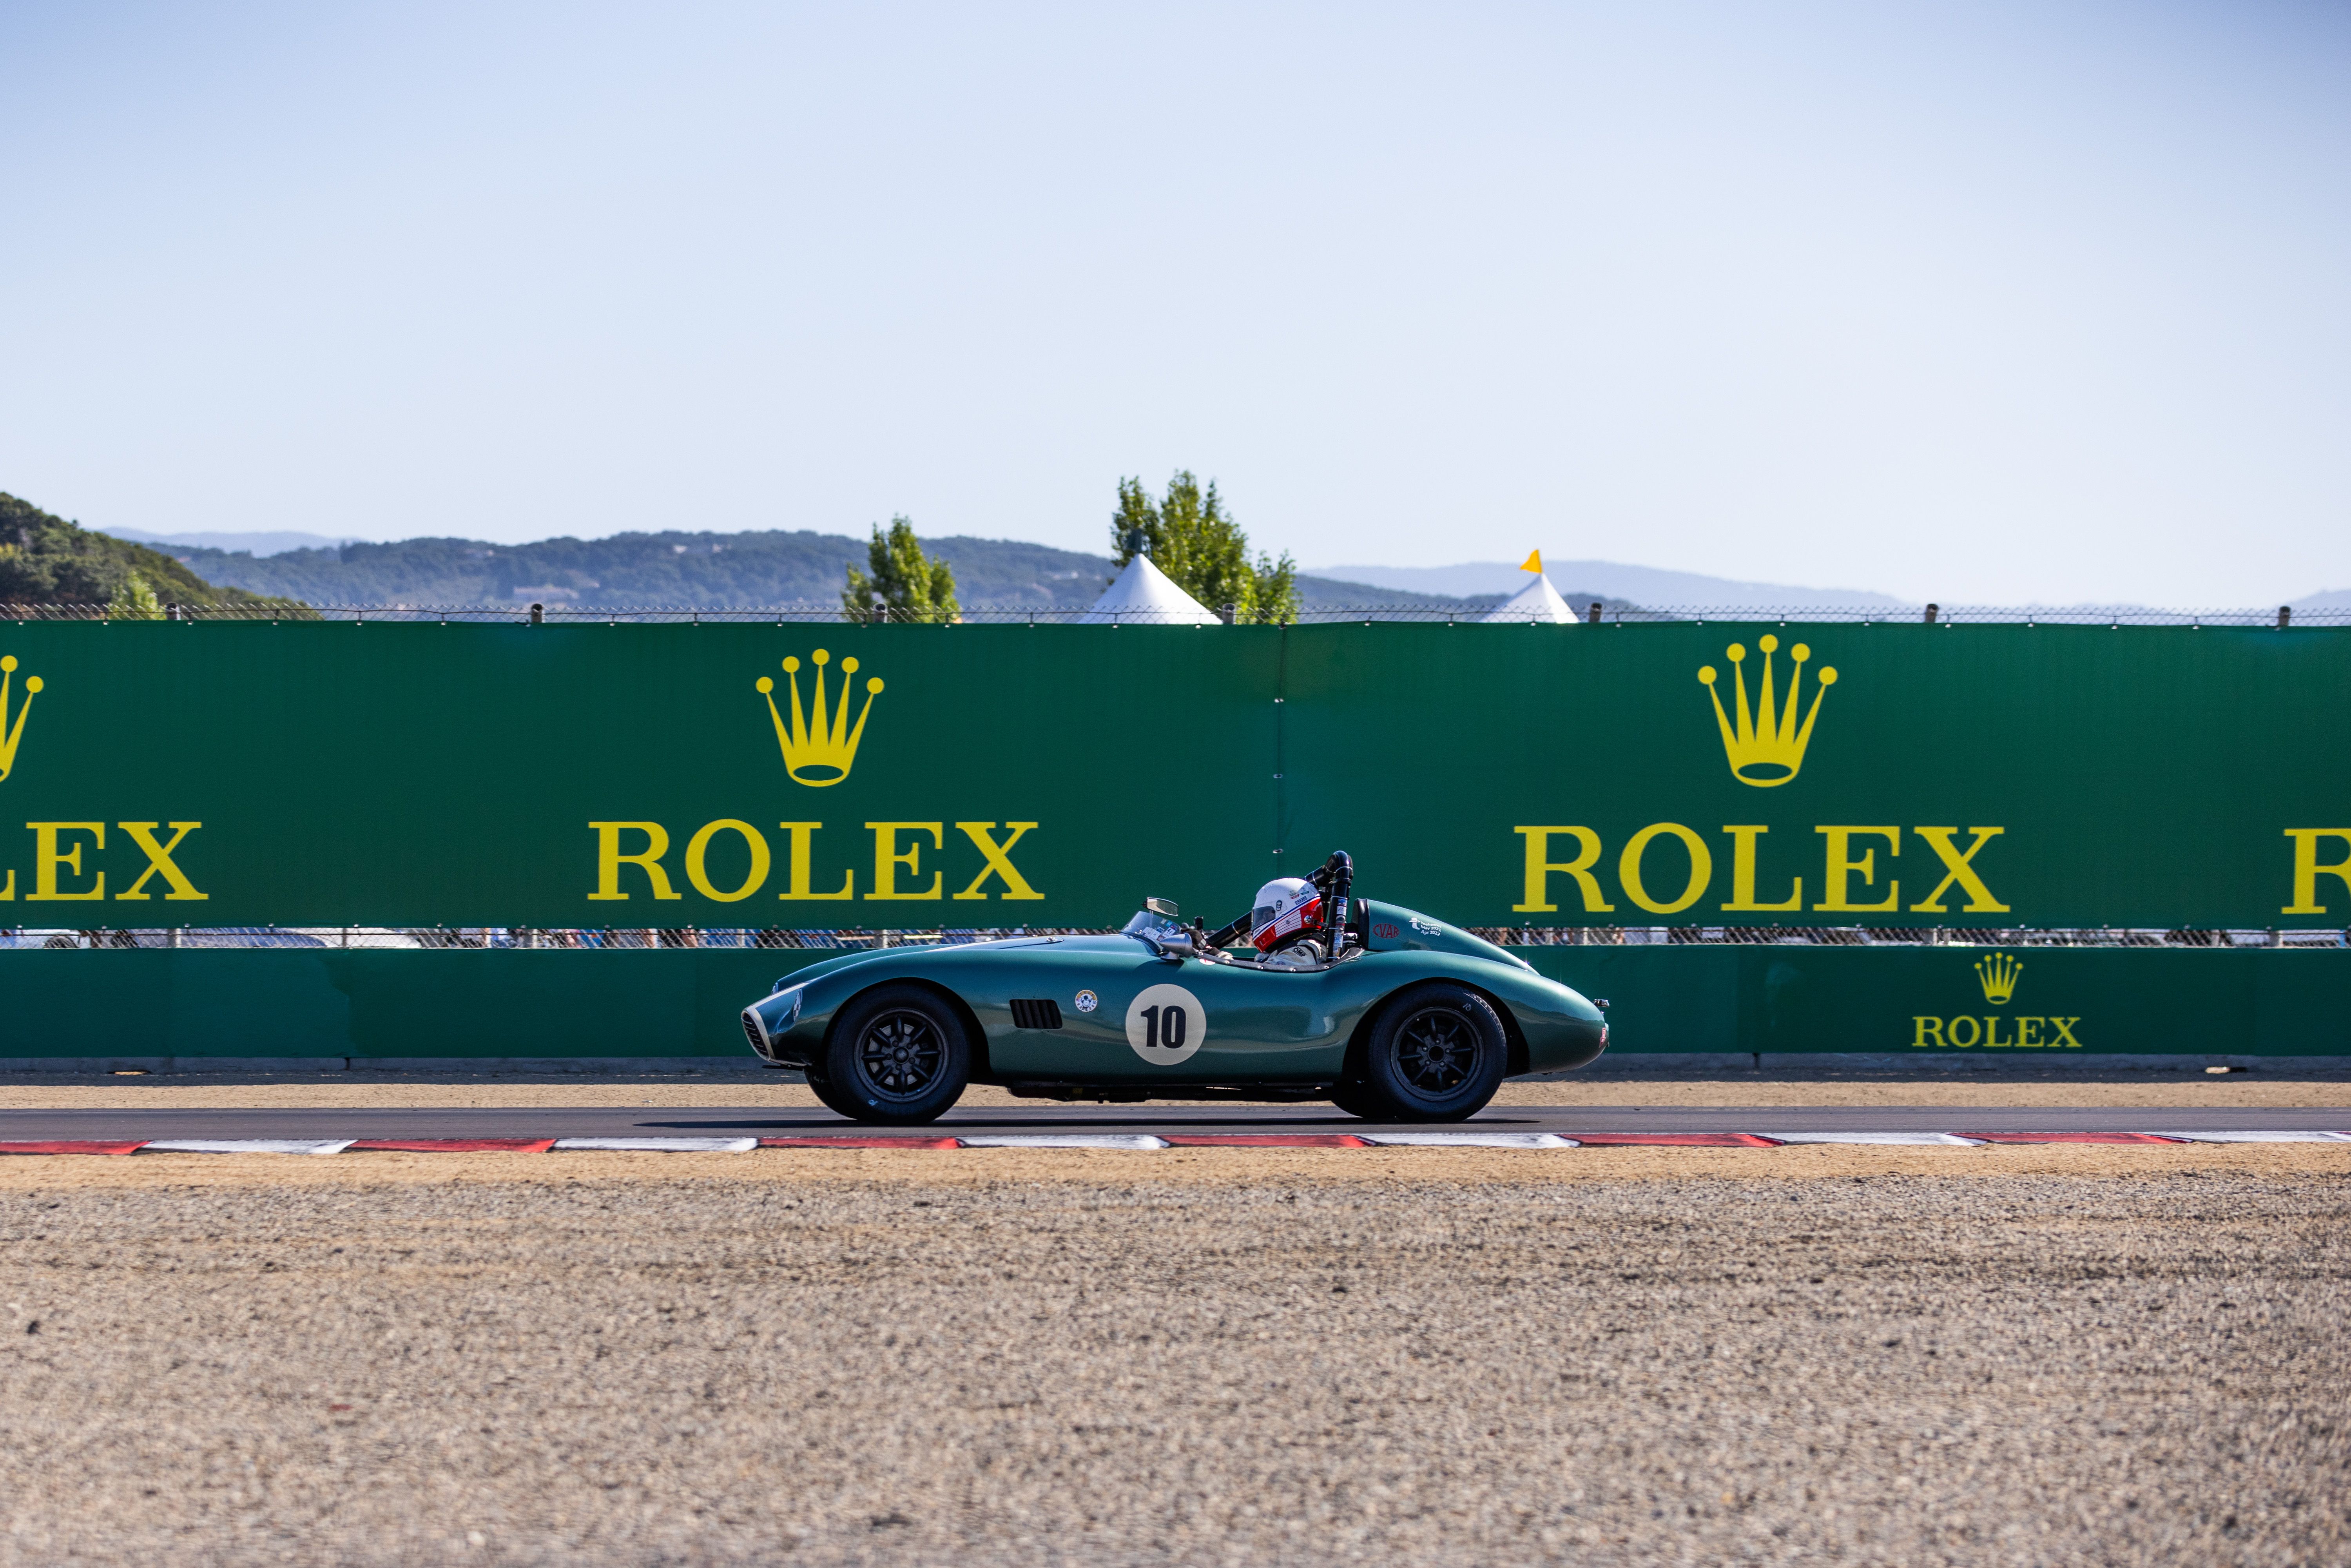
[[1339, 982, 1508, 1122], [811, 984, 972, 1124]]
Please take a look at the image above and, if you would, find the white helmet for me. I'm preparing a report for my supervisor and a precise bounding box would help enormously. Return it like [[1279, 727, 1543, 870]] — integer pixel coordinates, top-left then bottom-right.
[[1250, 876, 1321, 952]]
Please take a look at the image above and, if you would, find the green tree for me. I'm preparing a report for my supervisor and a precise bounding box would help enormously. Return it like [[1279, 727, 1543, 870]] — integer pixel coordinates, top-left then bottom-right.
[[107, 571, 164, 620], [0, 492, 306, 616], [842, 516, 959, 622], [1109, 472, 1298, 624]]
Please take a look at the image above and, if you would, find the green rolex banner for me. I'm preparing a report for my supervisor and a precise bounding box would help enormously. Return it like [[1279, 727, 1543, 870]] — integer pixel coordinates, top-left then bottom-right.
[[0, 621, 1278, 928], [1281, 621, 2351, 930], [0, 619, 2342, 930]]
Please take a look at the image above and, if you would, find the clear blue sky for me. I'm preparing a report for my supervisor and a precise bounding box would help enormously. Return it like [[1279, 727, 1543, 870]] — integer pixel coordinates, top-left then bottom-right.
[[3, 1, 2345, 604]]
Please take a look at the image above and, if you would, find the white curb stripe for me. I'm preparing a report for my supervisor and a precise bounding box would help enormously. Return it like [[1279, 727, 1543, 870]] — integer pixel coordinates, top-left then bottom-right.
[[1757, 1132, 1987, 1147], [2143, 1130, 2351, 1144], [550, 1137, 759, 1153], [956, 1134, 1172, 1149], [1360, 1132, 1579, 1148], [143, 1139, 356, 1156]]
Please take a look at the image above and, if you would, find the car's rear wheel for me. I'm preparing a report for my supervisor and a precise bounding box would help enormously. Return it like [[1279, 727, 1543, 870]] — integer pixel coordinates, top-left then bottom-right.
[[815, 984, 972, 1124], [1342, 983, 1508, 1122]]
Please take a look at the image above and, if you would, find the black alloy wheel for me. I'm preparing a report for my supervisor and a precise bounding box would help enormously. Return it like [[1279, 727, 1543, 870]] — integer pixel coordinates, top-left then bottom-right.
[[1393, 1006, 1479, 1095], [816, 984, 972, 1124], [1343, 982, 1509, 1122], [859, 1010, 945, 1096]]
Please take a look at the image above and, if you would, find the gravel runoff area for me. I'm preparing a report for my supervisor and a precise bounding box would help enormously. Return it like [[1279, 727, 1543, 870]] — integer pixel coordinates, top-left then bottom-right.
[[2, 1146, 2347, 1567]]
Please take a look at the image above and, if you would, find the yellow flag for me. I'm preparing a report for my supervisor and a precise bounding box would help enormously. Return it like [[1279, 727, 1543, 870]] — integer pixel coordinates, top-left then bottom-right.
[[1519, 549, 1543, 574]]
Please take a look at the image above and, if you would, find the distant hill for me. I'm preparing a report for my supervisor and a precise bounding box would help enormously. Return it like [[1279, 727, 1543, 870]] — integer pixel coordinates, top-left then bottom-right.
[[1312, 560, 1908, 609], [0, 494, 301, 612], [89, 521, 2349, 613], [153, 531, 1113, 609], [144, 528, 1604, 613]]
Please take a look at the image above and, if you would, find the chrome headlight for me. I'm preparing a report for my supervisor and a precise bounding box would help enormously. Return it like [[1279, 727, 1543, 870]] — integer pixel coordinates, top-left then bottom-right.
[[759, 985, 805, 1036], [743, 986, 805, 1056]]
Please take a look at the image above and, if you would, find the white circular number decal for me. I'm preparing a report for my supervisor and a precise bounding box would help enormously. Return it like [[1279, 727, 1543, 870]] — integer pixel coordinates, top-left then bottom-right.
[[1124, 983, 1205, 1066]]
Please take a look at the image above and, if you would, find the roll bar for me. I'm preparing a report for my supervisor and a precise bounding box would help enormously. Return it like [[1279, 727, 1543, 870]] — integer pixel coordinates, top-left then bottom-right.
[[1203, 850, 1355, 954]]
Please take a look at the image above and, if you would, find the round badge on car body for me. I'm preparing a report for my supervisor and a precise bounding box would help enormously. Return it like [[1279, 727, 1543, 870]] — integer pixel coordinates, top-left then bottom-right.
[[1073, 990, 1098, 1013], [1124, 983, 1204, 1066]]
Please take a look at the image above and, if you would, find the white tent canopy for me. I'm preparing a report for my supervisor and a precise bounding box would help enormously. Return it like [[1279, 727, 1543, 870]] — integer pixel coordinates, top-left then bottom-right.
[[1481, 572, 1579, 624], [1080, 555, 1222, 625]]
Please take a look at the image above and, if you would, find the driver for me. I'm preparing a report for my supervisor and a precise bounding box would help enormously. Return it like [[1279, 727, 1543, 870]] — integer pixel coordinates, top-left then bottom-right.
[[1246, 877, 1322, 955]]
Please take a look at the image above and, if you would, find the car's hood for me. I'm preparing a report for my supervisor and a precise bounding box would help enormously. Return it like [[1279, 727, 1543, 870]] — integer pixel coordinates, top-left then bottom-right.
[[767, 935, 1069, 992]]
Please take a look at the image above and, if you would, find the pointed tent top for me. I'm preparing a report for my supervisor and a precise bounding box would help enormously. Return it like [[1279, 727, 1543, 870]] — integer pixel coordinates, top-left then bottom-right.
[[1080, 554, 1222, 625], [1520, 549, 1543, 574], [1482, 572, 1578, 624]]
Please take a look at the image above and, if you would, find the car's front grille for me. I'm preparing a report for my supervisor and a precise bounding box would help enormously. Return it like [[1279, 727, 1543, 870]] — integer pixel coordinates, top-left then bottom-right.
[[740, 1011, 769, 1054], [1008, 998, 1064, 1030]]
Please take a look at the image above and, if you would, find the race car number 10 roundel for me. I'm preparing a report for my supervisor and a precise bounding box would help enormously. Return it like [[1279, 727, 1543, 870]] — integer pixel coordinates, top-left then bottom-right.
[[1125, 983, 1205, 1066]]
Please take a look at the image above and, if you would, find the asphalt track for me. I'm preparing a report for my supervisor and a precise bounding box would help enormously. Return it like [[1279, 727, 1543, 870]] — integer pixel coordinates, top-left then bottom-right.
[[2, 1102, 2345, 1142]]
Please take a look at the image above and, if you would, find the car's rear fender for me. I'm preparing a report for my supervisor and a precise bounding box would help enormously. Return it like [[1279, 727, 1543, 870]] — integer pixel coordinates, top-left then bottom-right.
[[823, 975, 995, 1082], [1343, 979, 1532, 1084]]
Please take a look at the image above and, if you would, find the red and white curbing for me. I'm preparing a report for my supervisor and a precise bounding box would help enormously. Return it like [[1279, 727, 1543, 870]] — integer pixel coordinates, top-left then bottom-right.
[[0, 1130, 2345, 1156]]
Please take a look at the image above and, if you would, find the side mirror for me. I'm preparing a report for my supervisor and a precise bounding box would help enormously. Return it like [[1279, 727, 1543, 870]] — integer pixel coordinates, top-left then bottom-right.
[[1146, 896, 1179, 919]]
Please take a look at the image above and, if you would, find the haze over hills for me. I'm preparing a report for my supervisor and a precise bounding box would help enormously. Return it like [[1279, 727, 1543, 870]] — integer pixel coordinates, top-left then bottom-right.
[[1323, 560, 2351, 613], [91, 526, 2347, 612], [103, 526, 366, 557], [1314, 560, 1909, 609]]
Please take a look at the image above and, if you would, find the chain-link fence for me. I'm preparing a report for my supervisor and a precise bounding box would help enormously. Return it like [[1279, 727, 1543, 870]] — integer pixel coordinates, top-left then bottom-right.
[[7, 601, 2347, 627], [6, 924, 2341, 950], [0, 926, 1124, 950], [1470, 926, 2347, 948]]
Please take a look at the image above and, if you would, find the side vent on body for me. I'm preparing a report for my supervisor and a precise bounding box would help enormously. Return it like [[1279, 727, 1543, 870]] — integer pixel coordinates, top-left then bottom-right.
[[1008, 999, 1064, 1030]]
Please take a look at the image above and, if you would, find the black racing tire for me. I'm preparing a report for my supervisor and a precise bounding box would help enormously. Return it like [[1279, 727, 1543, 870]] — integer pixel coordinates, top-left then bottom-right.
[[1353, 982, 1508, 1122], [1329, 1082, 1380, 1120], [816, 984, 972, 1124], [800, 1057, 865, 1121]]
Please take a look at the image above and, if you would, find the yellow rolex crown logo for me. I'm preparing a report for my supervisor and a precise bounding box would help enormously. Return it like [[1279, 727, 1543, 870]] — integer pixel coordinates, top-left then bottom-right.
[[0, 654, 44, 783], [756, 648, 883, 787], [1974, 952, 2023, 1005], [1697, 634, 1836, 787]]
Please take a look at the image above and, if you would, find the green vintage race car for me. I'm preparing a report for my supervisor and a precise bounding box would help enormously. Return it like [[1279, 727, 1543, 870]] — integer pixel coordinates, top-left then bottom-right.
[[740, 854, 1608, 1124]]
